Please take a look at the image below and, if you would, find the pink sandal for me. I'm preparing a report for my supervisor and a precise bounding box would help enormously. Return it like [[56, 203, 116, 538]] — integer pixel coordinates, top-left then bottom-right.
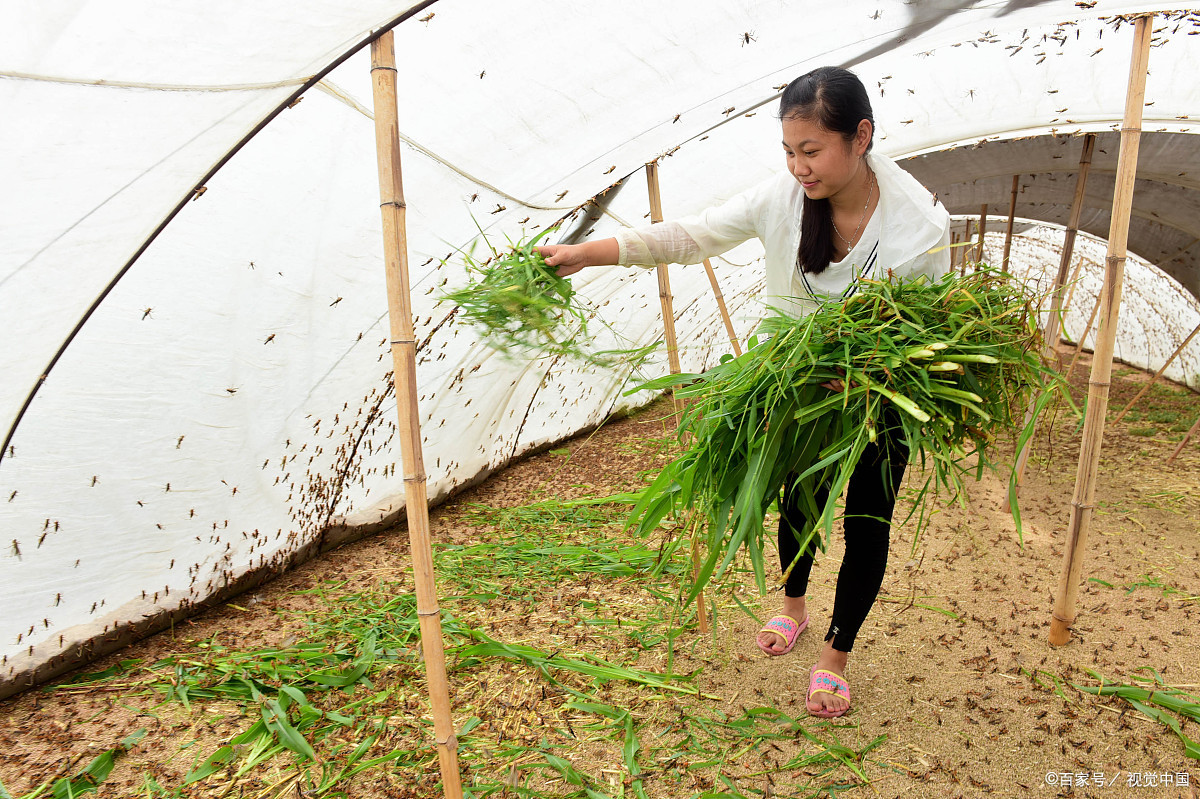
[[756, 614, 809, 655], [807, 668, 851, 718]]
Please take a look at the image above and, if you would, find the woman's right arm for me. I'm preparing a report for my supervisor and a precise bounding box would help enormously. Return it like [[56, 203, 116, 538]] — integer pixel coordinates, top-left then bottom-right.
[[538, 239, 619, 276], [538, 172, 778, 277]]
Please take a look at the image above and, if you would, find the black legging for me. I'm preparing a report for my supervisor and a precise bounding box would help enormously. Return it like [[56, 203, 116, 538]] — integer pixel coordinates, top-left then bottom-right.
[[778, 428, 908, 652]]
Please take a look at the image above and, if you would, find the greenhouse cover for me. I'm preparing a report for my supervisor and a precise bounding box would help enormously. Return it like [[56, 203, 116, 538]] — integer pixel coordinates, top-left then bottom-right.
[[2, 0, 1198, 698]]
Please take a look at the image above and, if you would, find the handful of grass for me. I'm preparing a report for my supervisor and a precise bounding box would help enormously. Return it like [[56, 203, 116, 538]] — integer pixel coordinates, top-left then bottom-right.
[[443, 227, 650, 367], [629, 266, 1074, 601]]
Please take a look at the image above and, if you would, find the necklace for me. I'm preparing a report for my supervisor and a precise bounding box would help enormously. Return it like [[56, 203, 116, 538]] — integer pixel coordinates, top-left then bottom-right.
[[832, 169, 875, 249]]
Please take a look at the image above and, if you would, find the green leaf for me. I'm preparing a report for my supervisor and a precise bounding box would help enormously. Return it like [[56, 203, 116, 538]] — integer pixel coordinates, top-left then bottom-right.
[[262, 698, 317, 760], [184, 745, 238, 785], [541, 753, 585, 786]]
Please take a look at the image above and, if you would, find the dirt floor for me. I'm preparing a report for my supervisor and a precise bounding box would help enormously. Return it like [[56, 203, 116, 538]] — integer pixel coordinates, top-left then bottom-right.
[[1, 345, 1198, 798]]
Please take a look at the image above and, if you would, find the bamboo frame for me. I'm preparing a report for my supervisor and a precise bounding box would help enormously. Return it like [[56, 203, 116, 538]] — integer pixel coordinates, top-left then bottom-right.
[[949, 232, 959, 272], [1013, 135, 1097, 489], [1058, 255, 1088, 326], [960, 220, 972, 275], [1066, 293, 1103, 380], [976, 204, 988, 265], [1112, 319, 1200, 424], [1002, 175, 1018, 269], [1167, 413, 1200, 464], [370, 33, 463, 797], [703, 258, 743, 356], [1046, 134, 1097, 355], [646, 162, 683, 384], [645, 161, 709, 634], [1049, 14, 1153, 647]]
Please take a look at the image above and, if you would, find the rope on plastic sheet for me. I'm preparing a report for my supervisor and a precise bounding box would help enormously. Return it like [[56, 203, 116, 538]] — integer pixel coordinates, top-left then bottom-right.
[[0, 70, 309, 92]]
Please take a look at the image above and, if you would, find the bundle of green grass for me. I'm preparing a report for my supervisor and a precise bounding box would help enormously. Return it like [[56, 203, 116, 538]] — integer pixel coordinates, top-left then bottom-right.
[[629, 266, 1073, 601], [443, 228, 652, 368]]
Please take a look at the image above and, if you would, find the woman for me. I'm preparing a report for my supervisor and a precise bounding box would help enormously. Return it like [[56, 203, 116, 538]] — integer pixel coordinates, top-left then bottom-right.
[[539, 66, 950, 718]]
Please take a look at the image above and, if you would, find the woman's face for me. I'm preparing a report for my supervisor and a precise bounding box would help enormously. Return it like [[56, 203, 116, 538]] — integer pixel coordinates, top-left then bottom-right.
[[781, 115, 872, 201]]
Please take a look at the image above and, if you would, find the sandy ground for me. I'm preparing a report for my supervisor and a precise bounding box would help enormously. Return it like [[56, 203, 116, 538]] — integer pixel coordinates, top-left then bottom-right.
[[1, 346, 1198, 798]]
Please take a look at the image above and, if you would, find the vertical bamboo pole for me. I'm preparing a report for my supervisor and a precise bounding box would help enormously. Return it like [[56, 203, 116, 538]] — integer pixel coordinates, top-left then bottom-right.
[[370, 33, 463, 797], [1113, 320, 1200, 423], [961, 220, 973, 275], [1013, 135, 1097, 489], [1167, 413, 1200, 464], [1066, 294, 1103, 379], [976, 205, 988, 265], [950, 232, 959, 272], [1002, 175, 1019, 269], [1046, 135, 1097, 354], [646, 162, 683, 385], [645, 161, 709, 634], [1058, 255, 1088, 324], [703, 259, 743, 356], [1049, 14, 1153, 647]]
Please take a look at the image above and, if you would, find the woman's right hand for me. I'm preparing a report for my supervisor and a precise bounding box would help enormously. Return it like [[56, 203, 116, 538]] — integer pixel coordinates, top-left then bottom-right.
[[537, 244, 590, 276]]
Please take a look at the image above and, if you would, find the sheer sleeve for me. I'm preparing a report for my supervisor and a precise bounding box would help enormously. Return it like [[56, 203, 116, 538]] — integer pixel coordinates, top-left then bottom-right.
[[614, 179, 768, 267], [616, 221, 705, 266]]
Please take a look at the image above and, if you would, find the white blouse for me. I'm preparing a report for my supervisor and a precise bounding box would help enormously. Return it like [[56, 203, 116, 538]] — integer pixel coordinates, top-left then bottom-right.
[[797, 208, 881, 302], [616, 152, 951, 318]]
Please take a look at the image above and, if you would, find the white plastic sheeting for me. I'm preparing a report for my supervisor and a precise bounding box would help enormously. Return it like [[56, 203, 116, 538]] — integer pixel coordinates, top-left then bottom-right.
[[3, 1, 1199, 696], [905, 132, 1200, 297], [982, 222, 1200, 388]]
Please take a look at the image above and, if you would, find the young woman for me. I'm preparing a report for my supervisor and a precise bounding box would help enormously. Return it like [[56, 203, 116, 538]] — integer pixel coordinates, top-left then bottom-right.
[[539, 66, 950, 718]]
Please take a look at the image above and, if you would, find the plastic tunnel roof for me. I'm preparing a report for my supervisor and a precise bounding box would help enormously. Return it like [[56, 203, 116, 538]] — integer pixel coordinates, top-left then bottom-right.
[[2, 0, 1199, 696]]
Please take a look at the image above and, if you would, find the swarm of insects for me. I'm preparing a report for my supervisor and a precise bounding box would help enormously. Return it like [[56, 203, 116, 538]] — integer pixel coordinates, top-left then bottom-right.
[[442, 227, 655, 368]]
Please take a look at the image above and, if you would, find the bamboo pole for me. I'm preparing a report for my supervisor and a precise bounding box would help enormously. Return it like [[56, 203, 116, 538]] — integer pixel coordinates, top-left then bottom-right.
[[645, 161, 709, 634], [703, 259, 743, 356], [1167, 413, 1200, 464], [1002, 175, 1019, 269], [976, 204, 988, 265], [961, 220, 973, 275], [1059, 255, 1088, 325], [1047, 135, 1097, 354], [950, 232, 959, 272], [1112, 319, 1200, 424], [1049, 14, 1153, 647], [370, 32, 463, 797], [1066, 293, 1103, 379], [646, 162, 683, 385], [1013, 135, 1097, 490]]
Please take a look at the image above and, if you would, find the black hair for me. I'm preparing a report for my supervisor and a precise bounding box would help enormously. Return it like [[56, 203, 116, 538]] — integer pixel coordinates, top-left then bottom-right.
[[779, 66, 875, 275]]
